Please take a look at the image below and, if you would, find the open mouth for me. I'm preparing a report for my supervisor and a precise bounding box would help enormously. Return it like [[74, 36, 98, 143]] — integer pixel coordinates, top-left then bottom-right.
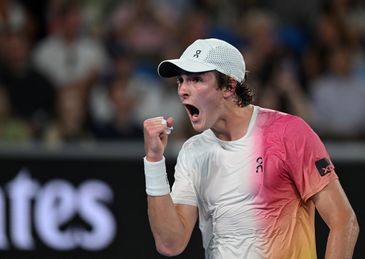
[[185, 104, 200, 118]]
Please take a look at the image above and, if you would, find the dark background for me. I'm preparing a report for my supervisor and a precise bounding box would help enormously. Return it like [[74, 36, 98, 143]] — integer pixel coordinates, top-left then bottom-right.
[[0, 155, 362, 259]]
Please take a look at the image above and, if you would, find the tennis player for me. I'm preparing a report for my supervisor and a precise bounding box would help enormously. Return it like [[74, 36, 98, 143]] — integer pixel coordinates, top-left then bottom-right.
[[143, 38, 359, 258]]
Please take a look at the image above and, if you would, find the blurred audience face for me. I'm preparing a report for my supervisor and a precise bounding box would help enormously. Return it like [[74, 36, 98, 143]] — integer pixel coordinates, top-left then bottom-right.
[[109, 78, 135, 122], [114, 55, 134, 78], [3, 32, 29, 72], [316, 16, 343, 48], [328, 46, 352, 76], [57, 86, 86, 136], [51, 1, 82, 41], [62, 5, 81, 38]]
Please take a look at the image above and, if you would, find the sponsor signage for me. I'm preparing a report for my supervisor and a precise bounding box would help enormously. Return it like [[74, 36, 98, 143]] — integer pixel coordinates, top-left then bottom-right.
[[0, 157, 203, 258]]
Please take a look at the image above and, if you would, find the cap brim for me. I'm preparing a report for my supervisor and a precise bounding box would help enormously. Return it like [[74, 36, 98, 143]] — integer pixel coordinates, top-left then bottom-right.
[[157, 58, 216, 78]]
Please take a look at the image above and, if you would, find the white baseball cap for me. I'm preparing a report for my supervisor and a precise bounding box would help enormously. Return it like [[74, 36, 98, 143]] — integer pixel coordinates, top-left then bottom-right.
[[158, 38, 246, 82]]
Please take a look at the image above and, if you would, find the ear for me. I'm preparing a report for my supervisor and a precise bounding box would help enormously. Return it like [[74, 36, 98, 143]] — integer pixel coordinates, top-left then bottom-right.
[[222, 78, 237, 98]]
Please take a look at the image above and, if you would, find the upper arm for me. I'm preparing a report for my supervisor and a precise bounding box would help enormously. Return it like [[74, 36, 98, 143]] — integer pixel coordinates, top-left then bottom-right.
[[311, 179, 357, 228], [312, 179, 359, 258], [283, 117, 338, 201]]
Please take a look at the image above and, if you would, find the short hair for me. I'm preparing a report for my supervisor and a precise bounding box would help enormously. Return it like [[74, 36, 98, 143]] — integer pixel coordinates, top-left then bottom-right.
[[215, 71, 254, 107]]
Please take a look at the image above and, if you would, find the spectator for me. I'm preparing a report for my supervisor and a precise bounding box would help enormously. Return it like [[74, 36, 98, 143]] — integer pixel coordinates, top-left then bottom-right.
[[92, 76, 143, 141], [0, 0, 37, 43], [238, 9, 281, 100], [257, 57, 312, 122], [32, 0, 108, 99], [0, 87, 30, 143], [105, 0, 178, 77], [0, 0, 363, 144], [309, 44, 365, 140], [0, 31, 55, 140], [89, 44, 136, 128], [44, 86, 92, 145]]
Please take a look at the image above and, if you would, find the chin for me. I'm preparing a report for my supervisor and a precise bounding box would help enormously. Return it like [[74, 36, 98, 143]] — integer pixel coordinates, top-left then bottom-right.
[[191, 121, 208, 133]]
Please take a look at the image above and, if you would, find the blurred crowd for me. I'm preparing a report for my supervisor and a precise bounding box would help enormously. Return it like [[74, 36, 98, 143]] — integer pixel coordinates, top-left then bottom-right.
[[0, 0, 365, 146]]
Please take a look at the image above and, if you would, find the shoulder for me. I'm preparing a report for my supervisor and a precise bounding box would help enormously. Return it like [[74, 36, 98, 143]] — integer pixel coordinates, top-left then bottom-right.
[[181, 130, 213, 150], [179, 130, 216, 158], [256, 106, 307, 135], [255, 106, 318, 146], [282, 115, 316, 140]]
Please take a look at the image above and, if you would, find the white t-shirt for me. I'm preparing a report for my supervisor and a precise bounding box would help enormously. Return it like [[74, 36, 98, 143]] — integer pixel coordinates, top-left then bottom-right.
[[171, 105, 337, 259]]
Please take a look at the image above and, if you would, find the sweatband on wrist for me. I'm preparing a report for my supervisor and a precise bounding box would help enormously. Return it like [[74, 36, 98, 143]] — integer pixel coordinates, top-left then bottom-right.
[[143, 157, 170, 196]]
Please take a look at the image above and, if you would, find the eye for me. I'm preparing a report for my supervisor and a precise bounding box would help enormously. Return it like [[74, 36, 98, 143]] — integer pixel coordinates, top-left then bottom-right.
[[192, 76, 202, 83], [176, 77, 183, 86]]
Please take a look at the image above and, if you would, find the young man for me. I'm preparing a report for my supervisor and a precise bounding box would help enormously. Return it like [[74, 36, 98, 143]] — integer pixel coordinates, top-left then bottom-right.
[[143, 38, 359, 259]]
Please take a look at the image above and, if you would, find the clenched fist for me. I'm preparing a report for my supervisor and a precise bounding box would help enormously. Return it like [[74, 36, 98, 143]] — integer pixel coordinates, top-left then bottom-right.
[[143, 116, 174, 162]]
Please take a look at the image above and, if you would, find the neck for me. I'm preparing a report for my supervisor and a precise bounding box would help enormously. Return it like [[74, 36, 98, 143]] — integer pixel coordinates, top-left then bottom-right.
[[211, 104, 254, 141]]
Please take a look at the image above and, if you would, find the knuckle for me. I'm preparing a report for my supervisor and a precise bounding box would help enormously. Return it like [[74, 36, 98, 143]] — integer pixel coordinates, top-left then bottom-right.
[[143, 119, 151, 128]]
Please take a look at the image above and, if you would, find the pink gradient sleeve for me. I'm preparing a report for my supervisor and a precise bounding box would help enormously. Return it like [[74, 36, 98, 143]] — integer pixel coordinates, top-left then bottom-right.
[[283, 117, 338, 202]]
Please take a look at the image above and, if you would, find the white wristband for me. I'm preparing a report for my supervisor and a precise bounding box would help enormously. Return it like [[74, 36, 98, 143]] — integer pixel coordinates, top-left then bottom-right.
[[143, 157, 170, 196]]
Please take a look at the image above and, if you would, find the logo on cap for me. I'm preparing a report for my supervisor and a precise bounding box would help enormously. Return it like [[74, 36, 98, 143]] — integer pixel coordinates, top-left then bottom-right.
[[193, 50, 201, 58]]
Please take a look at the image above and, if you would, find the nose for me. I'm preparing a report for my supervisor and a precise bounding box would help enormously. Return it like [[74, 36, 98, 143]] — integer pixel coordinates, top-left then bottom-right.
[[178, 81, 190, 99]]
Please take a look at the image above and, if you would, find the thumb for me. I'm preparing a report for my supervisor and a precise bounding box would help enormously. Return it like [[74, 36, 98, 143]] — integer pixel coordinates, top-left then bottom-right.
[[166, 117, 174, 128]]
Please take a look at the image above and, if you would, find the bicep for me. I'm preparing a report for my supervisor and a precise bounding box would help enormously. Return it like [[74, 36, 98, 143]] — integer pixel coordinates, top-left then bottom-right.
[[311, 179, 355, 228]]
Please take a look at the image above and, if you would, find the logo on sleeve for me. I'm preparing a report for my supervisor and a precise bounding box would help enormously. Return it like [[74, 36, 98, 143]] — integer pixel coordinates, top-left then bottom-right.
[[315, 158, 334, 176]]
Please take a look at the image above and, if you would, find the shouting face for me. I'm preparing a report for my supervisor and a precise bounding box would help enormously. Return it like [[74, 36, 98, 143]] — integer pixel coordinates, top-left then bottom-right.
[[177, 71, 225, 132]]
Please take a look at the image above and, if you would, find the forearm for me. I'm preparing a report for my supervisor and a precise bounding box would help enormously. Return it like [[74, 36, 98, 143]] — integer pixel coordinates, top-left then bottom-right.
[[143, 155, 194, 256], [147, 195, 189, 256], [143, 117, 194, 255], [324, 214, 359, 259]]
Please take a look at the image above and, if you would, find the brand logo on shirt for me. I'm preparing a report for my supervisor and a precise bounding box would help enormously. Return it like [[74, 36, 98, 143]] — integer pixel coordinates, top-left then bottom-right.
[[315, 158, 334, 176], [256, 157, 264, 173]]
